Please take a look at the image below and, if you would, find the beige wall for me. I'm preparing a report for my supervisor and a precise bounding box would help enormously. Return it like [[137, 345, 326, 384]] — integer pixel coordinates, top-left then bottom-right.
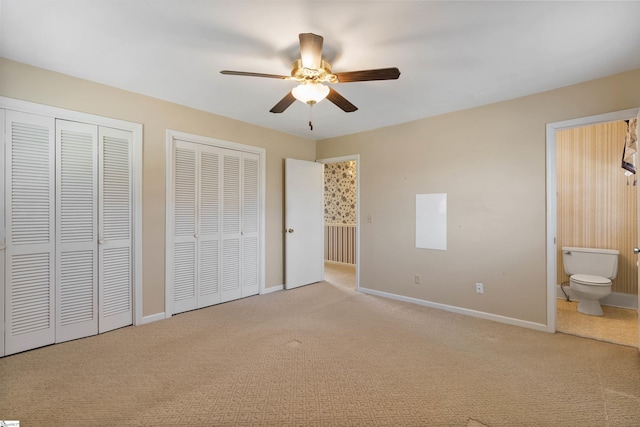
[[0, 57, 316, 317], [316, 68, 640, 325], [2, 55, 640, 327], [556, 121, 638, 295]]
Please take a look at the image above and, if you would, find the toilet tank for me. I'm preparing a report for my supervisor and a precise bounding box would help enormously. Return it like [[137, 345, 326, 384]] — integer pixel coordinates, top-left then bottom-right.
[[562, 247, 619, 279]]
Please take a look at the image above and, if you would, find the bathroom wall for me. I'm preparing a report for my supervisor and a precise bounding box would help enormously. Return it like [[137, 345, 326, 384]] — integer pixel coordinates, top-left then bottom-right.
[[556, 121, 638, 295], [324, 161, 357, 224]]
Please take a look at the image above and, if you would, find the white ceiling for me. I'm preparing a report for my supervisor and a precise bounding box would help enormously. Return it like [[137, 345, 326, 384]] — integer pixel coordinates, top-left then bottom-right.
[[1, 1, 640, 140]]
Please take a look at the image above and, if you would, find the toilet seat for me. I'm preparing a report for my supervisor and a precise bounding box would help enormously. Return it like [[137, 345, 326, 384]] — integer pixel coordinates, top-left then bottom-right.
[[571, 274, 611, 286]]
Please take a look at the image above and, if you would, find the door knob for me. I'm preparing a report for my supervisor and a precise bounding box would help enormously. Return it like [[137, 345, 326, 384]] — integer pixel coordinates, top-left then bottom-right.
[[286, 228, 294, 233], [634, 247, 640, 254]]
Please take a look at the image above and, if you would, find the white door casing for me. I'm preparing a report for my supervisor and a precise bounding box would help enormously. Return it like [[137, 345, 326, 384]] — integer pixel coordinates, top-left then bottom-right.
[[284, 158, 324, 289]]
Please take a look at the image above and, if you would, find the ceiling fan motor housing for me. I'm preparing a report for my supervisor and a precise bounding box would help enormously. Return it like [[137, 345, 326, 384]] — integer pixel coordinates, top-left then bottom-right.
[[291, 59, 338, 84]]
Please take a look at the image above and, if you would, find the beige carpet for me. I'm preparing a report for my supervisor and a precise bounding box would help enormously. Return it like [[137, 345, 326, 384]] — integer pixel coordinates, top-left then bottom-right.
[[2, 280, 640, 426]]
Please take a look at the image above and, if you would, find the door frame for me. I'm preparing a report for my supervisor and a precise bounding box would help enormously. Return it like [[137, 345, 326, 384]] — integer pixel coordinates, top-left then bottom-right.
[[164, 130, 266, 317], [0, 97, 143, 335], [316, 155, 361, 290], [546, 107, 640, 334]]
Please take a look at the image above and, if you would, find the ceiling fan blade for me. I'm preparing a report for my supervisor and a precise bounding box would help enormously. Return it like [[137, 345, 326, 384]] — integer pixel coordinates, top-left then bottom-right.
[[270, 92, 296, 113], [335, 67, 401, 83], [220, 70, 289, 79], [326, 87, 358, 112], [299, 33, 323, 69]]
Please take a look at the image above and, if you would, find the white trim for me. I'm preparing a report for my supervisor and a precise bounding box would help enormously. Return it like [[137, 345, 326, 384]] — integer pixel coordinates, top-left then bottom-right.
[[316, 155, 361, 292], [556, 287, 638, 310], [165, 129, 267, 317], [141, 312, 166, 324], [546, 107, 640, 333], [262, 285, 283, 294], [360, 287, 548, 332], [0, 96, 144, 330]]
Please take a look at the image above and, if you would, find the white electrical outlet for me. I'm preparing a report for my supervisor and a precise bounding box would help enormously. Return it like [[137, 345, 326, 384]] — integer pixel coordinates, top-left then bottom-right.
[[475, 283, 484, 294], [414, 275, 421, 284], [367, 214, 373, 223]]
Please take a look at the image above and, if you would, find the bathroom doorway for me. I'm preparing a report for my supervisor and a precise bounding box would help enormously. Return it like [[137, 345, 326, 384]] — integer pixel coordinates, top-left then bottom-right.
[[317, 155, 360, 291], [547, 109, 640, 348]]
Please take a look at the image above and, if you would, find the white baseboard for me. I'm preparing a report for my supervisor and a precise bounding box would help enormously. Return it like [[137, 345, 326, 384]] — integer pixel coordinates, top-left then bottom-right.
[[556, 286, 638, 309], [141, 312, 166, 324], [262, 285, 283, 294], [359, 287, 548, 332]]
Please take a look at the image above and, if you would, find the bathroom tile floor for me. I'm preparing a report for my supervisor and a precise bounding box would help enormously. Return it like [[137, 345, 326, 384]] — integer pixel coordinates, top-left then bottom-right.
[[556, 299, 638, 347]]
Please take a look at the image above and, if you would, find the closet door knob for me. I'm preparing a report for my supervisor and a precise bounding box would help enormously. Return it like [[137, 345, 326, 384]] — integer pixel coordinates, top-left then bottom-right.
[[98, 239, 105, 245], [634, 247, 640, 254]]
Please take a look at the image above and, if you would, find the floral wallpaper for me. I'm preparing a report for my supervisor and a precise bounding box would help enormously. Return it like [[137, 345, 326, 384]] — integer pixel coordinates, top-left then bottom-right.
[[324, 161, 357, 224]]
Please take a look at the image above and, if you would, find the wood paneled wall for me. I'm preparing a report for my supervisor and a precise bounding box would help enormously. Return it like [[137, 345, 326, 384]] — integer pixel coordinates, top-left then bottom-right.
[[556, 121, 638, 295]]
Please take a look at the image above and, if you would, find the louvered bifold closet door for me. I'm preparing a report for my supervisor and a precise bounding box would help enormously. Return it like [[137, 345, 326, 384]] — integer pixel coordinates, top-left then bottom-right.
[[55, 120, 98, 343], [221, 151, 242, 303], [241, 153, 260, 297], [197, 145, 222, 308], [172, 140, 198, 314], [98, 127, 133, 333], [5, 111, 56, 355]]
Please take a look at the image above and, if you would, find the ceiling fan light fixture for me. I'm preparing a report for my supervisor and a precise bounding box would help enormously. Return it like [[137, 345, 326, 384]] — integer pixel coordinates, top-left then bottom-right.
[[292, 82, 330, 105]]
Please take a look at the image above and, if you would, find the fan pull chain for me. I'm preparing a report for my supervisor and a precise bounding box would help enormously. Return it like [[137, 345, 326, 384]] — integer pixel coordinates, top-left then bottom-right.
[[308, 104, 313, 131]]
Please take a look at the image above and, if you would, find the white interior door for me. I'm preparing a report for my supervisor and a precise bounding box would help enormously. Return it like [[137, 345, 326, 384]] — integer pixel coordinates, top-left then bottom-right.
[[241, 153, 260, 297], [197, 145, 222, 308], [5, 111, 56, 355], [172, 141, 198, 313], [221, 151, 242, 302], [98, 126, 133, 333], [0, 109, 5, 357], [636, 112, 640, 354], [56, 120, 98, 343], [284, 158, 324, 289]]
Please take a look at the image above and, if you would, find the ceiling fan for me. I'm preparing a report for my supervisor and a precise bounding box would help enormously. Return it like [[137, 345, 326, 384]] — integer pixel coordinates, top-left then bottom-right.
[[220, 33, 400, 129]]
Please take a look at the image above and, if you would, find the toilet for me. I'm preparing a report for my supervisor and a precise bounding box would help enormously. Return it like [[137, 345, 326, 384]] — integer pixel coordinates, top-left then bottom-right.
[[562, 247, 619, 316]]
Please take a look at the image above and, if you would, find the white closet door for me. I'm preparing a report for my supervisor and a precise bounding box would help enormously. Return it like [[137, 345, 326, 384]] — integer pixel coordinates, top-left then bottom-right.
[[172, 140, 198, 314], [0, 109, 5, 357], [197, 145, 221, 308], [5, 111, 56, 355], [55, 120, 98, 343], [98, 126, 133, 333], [221, 151, 242, 303], [241, 153, 260, 297]]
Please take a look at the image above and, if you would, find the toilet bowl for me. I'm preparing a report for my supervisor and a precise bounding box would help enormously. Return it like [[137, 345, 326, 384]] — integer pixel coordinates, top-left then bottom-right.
[[562, 247, 618, 317], [569, 274, 612, 316]]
